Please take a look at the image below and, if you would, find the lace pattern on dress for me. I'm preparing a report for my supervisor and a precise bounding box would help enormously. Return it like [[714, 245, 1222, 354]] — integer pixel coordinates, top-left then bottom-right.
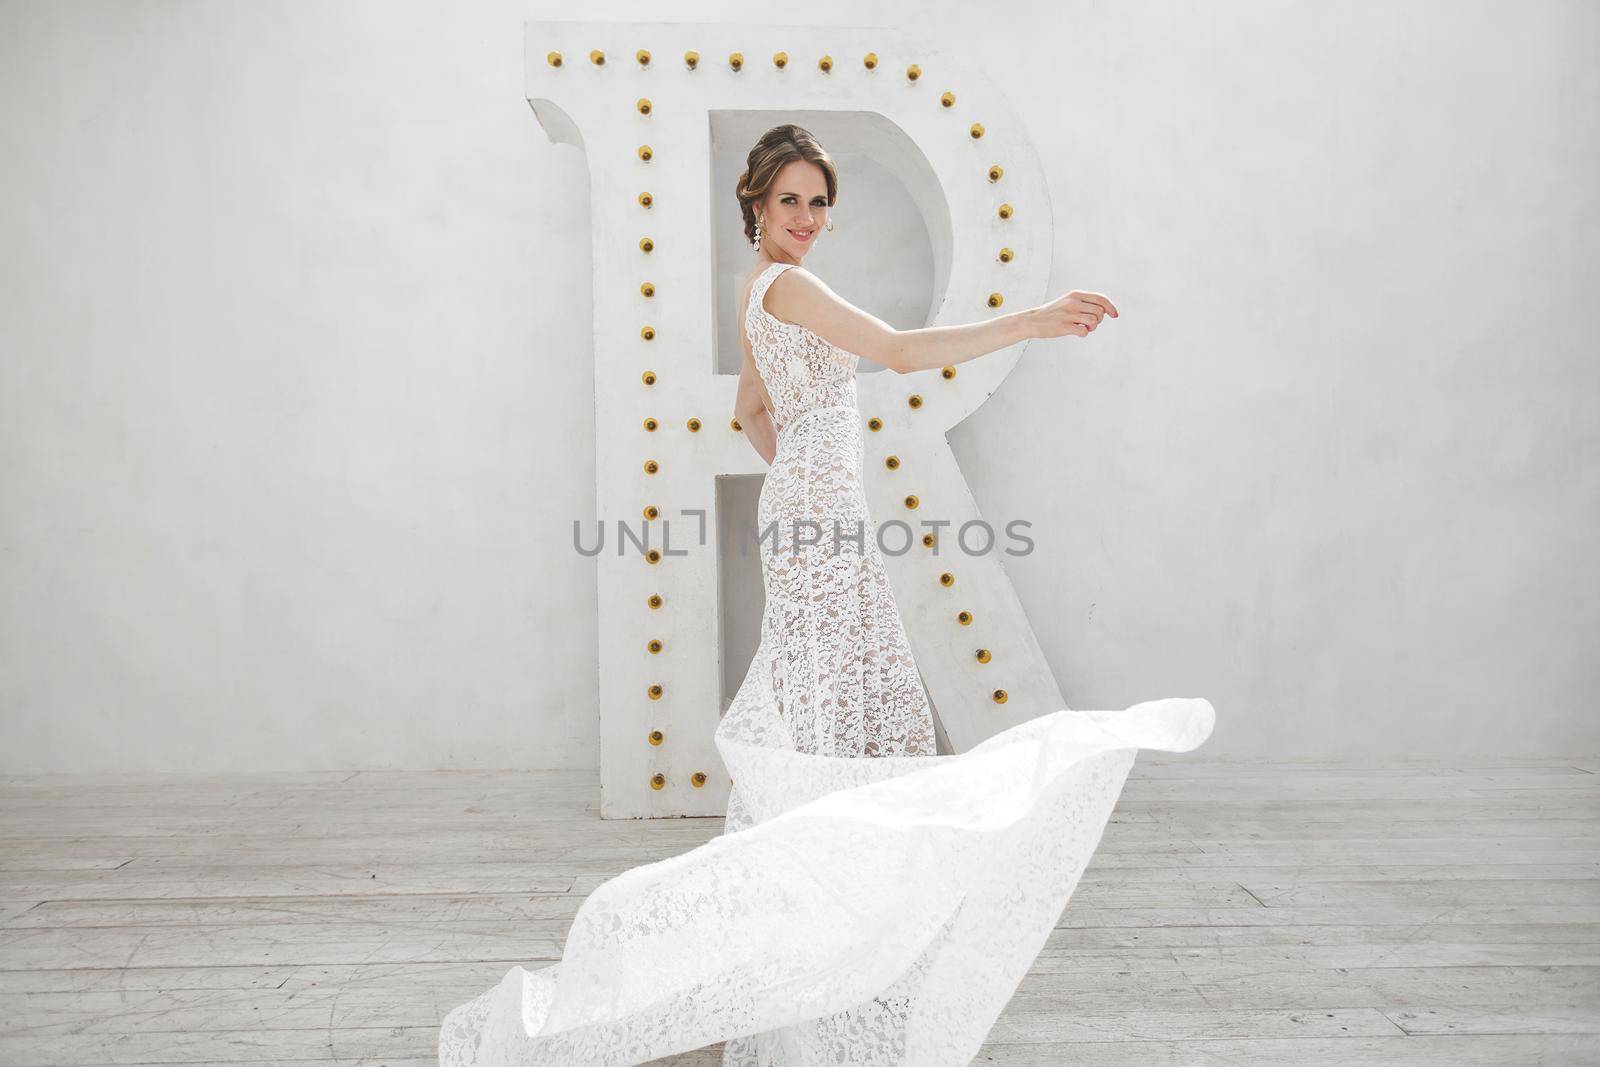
[[744, 262, 861, 434], [738, 261, 936, 764]]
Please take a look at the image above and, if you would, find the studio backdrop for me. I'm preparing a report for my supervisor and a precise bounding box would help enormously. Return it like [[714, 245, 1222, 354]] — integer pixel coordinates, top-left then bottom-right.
[[1, 1, 1593, 776]]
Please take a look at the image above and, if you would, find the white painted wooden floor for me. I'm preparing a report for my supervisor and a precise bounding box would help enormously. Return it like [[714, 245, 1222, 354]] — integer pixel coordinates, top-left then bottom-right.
[[2, 759, 1597, 1065]]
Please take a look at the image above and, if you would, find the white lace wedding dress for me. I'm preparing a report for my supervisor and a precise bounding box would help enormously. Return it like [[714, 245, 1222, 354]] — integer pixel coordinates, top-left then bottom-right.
[[438, 260, 1215, 1066]]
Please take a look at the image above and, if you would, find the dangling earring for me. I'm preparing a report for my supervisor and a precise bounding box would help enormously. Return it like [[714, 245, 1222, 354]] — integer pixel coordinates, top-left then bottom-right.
[[751, 214, 762, 250]]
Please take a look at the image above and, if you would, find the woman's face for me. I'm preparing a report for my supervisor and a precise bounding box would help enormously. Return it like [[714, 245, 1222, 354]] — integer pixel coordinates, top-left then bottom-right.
[[761, 160, 829, 259]]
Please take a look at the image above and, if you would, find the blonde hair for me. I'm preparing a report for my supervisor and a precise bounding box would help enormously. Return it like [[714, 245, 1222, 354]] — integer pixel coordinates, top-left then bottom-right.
[[735, 124, 838, 245]]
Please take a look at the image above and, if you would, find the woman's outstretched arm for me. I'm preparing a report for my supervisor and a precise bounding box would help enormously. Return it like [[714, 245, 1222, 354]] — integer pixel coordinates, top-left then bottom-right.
[[762, 266, 1119, 374]]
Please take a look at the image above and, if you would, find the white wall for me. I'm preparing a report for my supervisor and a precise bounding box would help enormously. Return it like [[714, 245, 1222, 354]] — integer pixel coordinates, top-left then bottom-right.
[[1, 0, 1594, 772]]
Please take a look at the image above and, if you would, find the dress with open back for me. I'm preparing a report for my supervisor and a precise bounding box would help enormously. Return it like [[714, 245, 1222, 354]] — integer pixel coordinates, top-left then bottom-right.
[[437, 261, 1215, 1066]]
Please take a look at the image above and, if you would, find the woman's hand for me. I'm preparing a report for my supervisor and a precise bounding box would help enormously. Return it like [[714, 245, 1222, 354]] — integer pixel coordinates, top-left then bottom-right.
[[1027, 290, 1119, 340]]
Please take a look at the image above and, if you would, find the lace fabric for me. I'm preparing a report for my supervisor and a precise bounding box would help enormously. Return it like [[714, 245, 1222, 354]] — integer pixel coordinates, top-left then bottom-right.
[[743, 263, 936, 763], [743, 261, 861, 434], [437, 261, 1216, 1065]]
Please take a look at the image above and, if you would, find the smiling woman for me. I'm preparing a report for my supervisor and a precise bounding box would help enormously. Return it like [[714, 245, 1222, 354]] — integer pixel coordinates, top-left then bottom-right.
[[737, 123, 836, 260]]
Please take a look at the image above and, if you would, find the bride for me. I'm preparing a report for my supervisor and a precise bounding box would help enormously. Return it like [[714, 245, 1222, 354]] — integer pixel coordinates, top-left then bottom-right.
[[439, 124, 1215, 1066]]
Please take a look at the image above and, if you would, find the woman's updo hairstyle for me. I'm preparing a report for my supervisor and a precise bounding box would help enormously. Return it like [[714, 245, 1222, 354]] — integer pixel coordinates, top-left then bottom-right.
[[735, 124, 838, 247]]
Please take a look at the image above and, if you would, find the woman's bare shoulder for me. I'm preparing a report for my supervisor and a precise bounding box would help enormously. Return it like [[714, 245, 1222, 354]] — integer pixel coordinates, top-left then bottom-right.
[[760, 264, 831, 325]]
